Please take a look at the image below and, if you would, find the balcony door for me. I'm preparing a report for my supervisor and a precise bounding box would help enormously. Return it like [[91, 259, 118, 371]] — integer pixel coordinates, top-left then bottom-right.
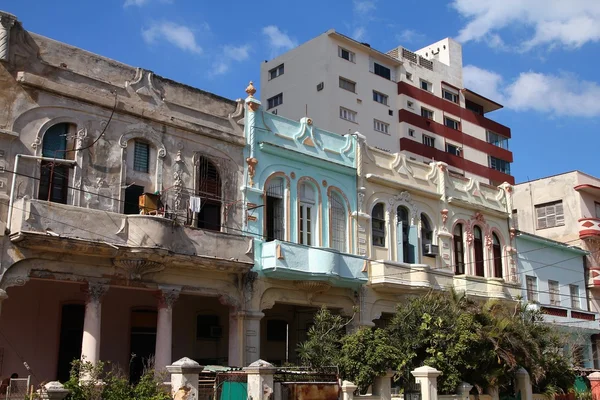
[[298, 183, 316, 246], [39, 123, 71, 204]]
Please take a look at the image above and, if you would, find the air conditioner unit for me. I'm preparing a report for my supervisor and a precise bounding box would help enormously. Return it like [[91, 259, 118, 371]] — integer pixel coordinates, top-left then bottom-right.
[[424, 244, 439, 256], [316, 82, 324, 91], [210, 325, 223, 338]]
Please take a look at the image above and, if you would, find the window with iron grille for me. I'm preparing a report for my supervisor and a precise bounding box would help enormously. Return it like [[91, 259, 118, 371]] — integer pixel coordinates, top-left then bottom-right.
[[526, 275, 538, 302], [374, 119, 389, 134], [421, 107, 434, 120], [444, 117, 460, 130], [512, 209, 519, 230], [330, 191, 347, 252], [422, 134, 435, 148], [340, 107, 357, 122], [535, 201, 564, 229], [372, 203, 386, 247], [442, 88, 459, 103], [489, 156, 511, 174], [548, 280, 560, 305], [133, 141, 150, 172], [446, 143, 460, 156]]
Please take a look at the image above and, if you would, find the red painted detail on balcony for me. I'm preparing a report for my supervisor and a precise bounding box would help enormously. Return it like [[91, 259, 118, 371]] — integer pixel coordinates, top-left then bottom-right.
[[540, 306, 568, 317], [571, 310, 595, 321], [578, 218, 600, 240], [399, 110, 513, 162], [399, 138, 515, 184], [397, 81, 511, 138]]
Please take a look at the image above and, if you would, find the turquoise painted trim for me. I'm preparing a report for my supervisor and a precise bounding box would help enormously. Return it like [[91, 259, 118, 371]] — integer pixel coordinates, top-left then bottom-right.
[[254, 239, 367, 288], [516, 232, 588, 255]]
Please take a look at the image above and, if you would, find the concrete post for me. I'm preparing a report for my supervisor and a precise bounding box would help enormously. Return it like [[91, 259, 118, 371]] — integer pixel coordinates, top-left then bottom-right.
[[411, 366, 442, 400], [341, 381, 358, 400], [515, 368, 533, 400], [166, 357, 204, 400], [154, 286, 180, 374], [373, 371, 395, 400], [81, 283, 108, 367], [229, 310, 244, 367], [588, 372, 600, 400], [457, 382, 473, 400], [245, 311, 264, 365], [37, 381, 70, 400], [244, 359, 276, 400]]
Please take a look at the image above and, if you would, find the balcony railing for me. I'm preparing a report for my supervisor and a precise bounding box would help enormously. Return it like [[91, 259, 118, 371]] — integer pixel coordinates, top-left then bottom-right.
[[256, 240, 367, 288]]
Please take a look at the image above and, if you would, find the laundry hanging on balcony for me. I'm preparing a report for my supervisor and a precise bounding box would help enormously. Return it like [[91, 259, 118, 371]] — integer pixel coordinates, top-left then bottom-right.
[[189, 196, 202, 213]]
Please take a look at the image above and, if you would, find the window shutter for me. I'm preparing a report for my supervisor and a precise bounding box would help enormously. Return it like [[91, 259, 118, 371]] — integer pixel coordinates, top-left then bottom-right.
[[555, 202, 564, 225], [536, 206, 547, 229], [390, 68, 397, 83], [368, 57, 374, 73], [408, 225, 418, 263], [396, 221, 404, 263]]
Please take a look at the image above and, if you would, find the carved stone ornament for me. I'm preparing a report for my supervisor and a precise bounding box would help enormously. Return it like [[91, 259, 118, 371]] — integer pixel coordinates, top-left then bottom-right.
[[485, 234, 493, 249], [290, 172, 296, 179], [157, 287, 181, 309], [113, 259, 165, 280], [294, 281, 331, 301], [441, 209, 449, 225], [246, 157, 258, 186], [245, 81, 257, 97], [466, 228, 474, 245], [472, 212, 485, 223], [322, 180, 327, 187], [0, 275, 28, 290], [84, 282, 108, 303]]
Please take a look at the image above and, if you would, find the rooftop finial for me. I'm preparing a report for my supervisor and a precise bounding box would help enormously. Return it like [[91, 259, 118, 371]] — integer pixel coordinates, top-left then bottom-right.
[[245, 81, 256, 98]]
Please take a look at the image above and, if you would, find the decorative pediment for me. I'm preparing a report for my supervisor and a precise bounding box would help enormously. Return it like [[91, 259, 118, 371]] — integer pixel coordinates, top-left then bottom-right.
[[391, 153, 413, 176], [113, 259, 165, 280], [125, 68, 164, 104], [294, 117, 322, 149]]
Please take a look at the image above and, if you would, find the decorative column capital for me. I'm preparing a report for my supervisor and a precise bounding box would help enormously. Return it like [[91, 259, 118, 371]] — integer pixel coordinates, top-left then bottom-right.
[[83, 282, 108, 304], [156, 285, 181, 309]]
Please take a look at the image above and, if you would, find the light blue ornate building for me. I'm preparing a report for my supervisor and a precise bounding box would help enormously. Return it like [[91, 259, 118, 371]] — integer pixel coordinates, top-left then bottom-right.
[[241, 82, 367, 289]]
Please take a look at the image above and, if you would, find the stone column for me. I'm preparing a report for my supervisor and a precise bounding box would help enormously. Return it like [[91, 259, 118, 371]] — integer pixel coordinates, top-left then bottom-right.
[[166, 357, 204, 399], [458, 382, 473, 400], [81, 282, 108, 366], [515, 368, 533, 400], [411, 365, 442, 400], [0, 12, 17, 63], [373, 370, 394, 400], [37, 381, 70, 400], [588, 372, 600, 400], [245, 311, 264, 365], [341, 381, 358, 400], [229, 310, 244, 367], [244, 359, 276, 400], [155, 286, 180, 374]]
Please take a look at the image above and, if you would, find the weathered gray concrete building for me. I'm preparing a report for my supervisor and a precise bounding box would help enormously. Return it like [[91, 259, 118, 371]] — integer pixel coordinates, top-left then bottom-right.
[[0, 10, 256, 383]]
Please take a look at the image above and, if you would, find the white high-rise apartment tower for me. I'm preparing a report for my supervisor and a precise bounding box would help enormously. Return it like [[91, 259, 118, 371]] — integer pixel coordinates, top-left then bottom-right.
[[260, 29, 513, 185]]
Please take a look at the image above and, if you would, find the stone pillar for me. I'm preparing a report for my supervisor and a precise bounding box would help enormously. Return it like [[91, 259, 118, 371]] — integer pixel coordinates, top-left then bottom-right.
[[167, 357, 204, 399], [411, 365, 442, 400], [229, 310, 244, 367], [515, 368, 533, 400], [341, 381, 358, 400], [37, 381, 70, 400], [458, 382, 473, 400], [245, 311, 264, 365], [588, 372, 600, 400], [81, 282, 108, 366], [0, 12, 17, 63], [244, 359, 276, 400], [373, 370, 394, 400], [155, 286, 180, 374]]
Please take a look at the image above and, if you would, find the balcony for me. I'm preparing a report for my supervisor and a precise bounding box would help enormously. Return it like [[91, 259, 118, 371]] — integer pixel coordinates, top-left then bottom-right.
[[368, 261, 454, 293], [400, 138, 515, 184], [578, 218, 600, 240], [255, 240, 368, 288], [536, 305, 599, 331], [9, 198, 254, 272], [452, 275, 520, 300]]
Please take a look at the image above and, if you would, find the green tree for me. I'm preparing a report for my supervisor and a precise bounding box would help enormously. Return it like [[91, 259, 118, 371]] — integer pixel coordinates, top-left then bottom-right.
[[297, 306, 348, 369]]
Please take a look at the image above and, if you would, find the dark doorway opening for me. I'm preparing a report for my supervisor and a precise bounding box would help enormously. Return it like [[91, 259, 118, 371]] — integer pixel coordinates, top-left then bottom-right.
[[56, 304, 85, 382], [129, 309, 157, 383]]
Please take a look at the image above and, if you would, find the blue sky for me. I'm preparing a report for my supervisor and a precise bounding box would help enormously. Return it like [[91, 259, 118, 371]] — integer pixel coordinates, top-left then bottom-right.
[[3, 0, 600, 184]]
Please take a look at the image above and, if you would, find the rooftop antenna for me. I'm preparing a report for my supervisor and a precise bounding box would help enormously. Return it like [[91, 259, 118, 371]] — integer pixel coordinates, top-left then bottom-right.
[[305, 104, 308, 118]]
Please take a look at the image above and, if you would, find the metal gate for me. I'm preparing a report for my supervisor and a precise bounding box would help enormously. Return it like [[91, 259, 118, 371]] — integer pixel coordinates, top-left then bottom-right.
[[4, 377, 31, 400], [275, 367, 340, 400], [404, 379, 422, 400]]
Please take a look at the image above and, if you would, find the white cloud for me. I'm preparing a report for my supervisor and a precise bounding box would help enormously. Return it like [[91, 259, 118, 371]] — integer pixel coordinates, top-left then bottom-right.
[[452, 0, 600, 50], [396, 29, 426, 44], [210, 44, 251, 77], [124, 0, 172, 7], [262, 26, 297, 57], [142, 21, 203, 54], [352, 27, 366, 42], [350, 0, 377, 42], [353, 0, 375, 14], [464, 65, 600, 117]]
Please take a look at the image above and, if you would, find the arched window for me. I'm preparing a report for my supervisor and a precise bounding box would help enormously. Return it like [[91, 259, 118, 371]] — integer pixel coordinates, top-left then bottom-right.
[[493, 233, 503, 278], [197, 156, 222, 231], [266, 178, 285, 242], [397, 206, 410, 263], [474, 226, 484, 277], [298, 182, 316, 246], [330, 191, 347, 252], [372, 203, 386, 247], [421, 213, 433, 257], [454, 224, 465, 275], [39, 123, 71, 204]]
